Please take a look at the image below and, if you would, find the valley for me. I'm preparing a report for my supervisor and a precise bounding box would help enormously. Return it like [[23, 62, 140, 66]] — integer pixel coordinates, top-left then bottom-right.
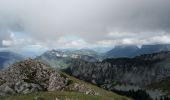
[[0, 44, 170, 100]]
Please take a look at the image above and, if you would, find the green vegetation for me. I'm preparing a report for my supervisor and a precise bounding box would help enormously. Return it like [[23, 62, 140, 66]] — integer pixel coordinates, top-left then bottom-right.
[[60, 72, 68, 78], [147, 78, 170, 94], [55, 60, 70, 69], [0, 91, 131, 100]]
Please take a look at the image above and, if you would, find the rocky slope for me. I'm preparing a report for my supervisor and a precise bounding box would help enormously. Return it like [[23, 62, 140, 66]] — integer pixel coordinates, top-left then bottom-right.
[[0, 59, 99, 96], [66, 51, 170, 98], [0, 59, 131, 100]]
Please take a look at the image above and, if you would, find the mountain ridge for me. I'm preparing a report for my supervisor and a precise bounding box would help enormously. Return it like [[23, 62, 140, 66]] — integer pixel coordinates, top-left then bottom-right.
[[65, 51, 170, 99], [0, 59, 131, 100], [36, 49, 99, 69], [104, 44, 170, 58]]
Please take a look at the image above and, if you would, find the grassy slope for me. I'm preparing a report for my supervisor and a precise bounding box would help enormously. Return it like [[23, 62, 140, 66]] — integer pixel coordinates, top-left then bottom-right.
[[0, 71, 132, 100], [0, 91, 131, 100]]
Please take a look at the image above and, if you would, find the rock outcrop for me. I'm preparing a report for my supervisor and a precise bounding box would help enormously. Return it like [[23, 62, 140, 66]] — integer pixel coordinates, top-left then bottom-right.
[[0, 59, 98, 96]]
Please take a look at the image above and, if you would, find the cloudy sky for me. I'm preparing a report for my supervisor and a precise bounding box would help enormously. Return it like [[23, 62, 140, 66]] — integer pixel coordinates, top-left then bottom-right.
[[0, 0, 170, 54]]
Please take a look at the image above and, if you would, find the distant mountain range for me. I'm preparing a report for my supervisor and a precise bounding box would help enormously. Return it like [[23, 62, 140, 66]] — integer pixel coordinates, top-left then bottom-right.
[[36, 44, 170, 70], [104, 44, 170, 58], [36, 49, 99, 69], [0, 51, 23, 69]]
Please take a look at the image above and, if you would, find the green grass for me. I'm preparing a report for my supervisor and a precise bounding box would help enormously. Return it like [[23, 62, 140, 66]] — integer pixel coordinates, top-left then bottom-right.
[[59, 72, 132, 100], [55, 60, 70, 69], [0, 91, 131, 100]]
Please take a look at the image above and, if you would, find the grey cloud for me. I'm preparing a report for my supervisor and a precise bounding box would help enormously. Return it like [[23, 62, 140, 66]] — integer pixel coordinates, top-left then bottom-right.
[[0, 32, 11, 47], [0, 0, 170, 48]]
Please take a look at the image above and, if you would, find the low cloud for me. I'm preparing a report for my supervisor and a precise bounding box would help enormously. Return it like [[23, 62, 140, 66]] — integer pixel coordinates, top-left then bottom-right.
[[0, 0, 170, 51]]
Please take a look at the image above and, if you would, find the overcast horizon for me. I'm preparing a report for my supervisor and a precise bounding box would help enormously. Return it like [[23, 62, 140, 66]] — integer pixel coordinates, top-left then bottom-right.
[[0, 0, 170, 55]]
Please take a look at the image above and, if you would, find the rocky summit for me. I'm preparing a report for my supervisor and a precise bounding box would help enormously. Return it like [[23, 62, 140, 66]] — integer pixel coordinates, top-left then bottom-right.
[[0, 59, 98, 96]]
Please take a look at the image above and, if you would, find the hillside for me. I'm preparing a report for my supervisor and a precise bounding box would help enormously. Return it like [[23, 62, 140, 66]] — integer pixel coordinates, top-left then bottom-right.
[[0, 59, 131, 100], [66, 51, 170, 99], [36, 49, 99, 69]]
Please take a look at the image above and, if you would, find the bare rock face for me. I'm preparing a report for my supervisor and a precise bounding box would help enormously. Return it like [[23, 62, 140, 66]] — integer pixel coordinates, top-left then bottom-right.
[[14, 81, 42, 94], [48, 72, 69, 91], [67, 51, 170, 90], [0, 59, 99, 96], [0, 59, 69, 96], [0, 84, 15, 96]]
